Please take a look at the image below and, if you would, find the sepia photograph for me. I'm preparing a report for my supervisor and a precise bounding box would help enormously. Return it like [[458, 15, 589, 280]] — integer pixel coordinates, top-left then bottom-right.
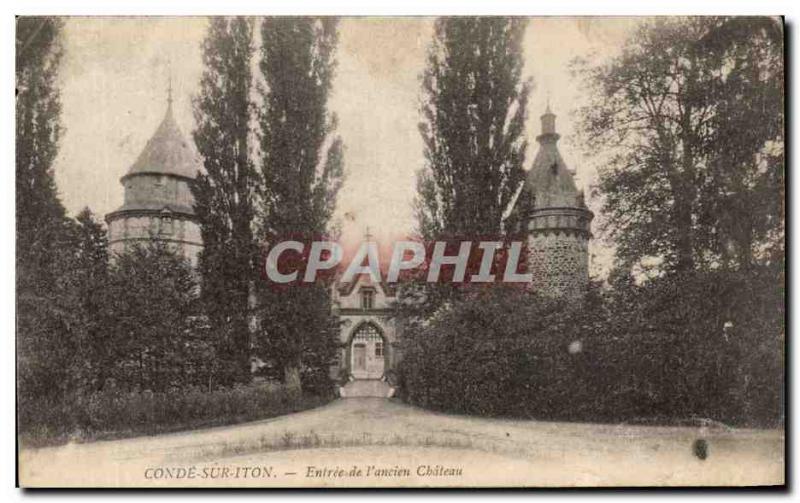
[[13, 12, 785, 489]]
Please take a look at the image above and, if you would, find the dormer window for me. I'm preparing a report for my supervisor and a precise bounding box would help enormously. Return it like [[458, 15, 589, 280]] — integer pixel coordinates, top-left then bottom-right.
[[361, 289, 375, 310]]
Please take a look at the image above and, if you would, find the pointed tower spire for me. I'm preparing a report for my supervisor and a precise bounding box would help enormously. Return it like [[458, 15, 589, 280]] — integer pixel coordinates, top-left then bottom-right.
[[121, 71, 199, 181]]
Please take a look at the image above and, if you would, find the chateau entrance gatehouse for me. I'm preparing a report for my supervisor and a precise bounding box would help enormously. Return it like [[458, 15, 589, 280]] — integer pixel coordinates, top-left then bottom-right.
[[349, 323, 386, 379]]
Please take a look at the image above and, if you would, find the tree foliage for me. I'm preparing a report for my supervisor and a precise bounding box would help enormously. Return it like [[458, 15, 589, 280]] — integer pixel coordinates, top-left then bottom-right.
[[400, 269, 783, 427], [255, 17, 344, 392], [397, 18, 532, 328], [15, 21, 123, 423], [16, 17, 66, 250], [70, 209, 110, 391], [192, 17, 258, 382], [101, 243, 209, 392], [575, 17, 783, 274], [16, 16, 78, 406], [415, 17, 530, 239], [258, 17, 343, 236]]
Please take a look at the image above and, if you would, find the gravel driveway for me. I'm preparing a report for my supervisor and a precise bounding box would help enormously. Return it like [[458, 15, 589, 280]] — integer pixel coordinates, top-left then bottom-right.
[[19, 398, 784, 487]]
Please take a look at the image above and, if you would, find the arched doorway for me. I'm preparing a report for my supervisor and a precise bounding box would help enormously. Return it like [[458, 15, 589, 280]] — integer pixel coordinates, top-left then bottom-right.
[[350, 323, 386, 379]]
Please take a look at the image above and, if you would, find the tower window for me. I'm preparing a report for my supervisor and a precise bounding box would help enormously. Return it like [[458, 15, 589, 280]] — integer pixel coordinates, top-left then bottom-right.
[[375, 341, 384, 357], [160, 216, 173, 235], [361, 289, 375, 309]]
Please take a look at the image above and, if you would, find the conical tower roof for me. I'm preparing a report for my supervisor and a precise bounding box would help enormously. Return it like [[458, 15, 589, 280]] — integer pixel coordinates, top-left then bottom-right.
[[123, 92, 200, 181], [524, 107, 580, 208]]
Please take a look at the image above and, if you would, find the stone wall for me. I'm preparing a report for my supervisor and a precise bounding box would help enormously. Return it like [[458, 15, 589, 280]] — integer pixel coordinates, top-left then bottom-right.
[[122, 174, 196, 211], [527, 231, 589, 298], [108, 214, 202, 266]]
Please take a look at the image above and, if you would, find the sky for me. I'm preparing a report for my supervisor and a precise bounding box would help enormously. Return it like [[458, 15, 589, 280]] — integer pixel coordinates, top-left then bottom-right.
[[53, 17, 640, 277]]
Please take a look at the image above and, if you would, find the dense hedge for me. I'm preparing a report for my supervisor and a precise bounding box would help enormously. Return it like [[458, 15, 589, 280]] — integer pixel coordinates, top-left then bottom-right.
[[398, 268, 784, 427], [18, 383, 330, 447]]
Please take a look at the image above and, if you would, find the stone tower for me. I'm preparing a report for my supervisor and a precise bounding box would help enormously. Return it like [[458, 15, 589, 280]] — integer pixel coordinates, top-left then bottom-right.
[[105, 88, 203, 265], [517, 106, 593, 297]]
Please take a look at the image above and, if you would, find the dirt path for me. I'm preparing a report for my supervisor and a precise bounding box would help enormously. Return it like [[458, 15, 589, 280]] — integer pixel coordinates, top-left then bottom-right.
[[19, 398, 784, 487]]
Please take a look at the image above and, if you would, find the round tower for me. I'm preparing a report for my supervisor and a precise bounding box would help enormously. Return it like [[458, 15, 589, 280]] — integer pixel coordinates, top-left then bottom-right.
[[105, 87, 203, 265], [519, 106, 593, 298]]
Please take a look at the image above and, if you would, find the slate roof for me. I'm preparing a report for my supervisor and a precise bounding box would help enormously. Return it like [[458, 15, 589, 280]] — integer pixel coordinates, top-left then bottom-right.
[[336, 272, 398, 298], [522, 108, 582, 209], [123, 101, 201, 181]]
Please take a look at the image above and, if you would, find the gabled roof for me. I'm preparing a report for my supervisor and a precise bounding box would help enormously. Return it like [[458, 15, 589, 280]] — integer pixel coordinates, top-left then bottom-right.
[[123, 99, 201, 181], [336, 272, 397, 298]]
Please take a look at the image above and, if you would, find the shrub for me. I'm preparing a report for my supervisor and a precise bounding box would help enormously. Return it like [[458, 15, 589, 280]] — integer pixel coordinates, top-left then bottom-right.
[[398, 268, 784, 427], [19, 382, 331, 447], [100, 242, 211, 392]]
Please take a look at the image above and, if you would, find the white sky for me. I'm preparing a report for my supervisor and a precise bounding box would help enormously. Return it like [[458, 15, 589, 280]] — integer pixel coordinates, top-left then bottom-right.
[[53, 17, 640, 276]]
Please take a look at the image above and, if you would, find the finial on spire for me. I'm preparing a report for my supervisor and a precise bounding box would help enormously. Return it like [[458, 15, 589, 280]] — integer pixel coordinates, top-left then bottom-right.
[[540, 100, 557, 138], [364, 226, 374, 242], [166, 59, 174, 109], [545, 92, 552, 114], [167, 79, 173, 109]]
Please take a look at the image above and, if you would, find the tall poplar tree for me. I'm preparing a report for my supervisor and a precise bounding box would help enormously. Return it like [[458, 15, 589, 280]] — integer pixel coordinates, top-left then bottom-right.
[[192, 17, 258, 383], [256, 17, 344, 392], [16, 17, 66, 249], [415, 18, 530, 239], [398, 18, 531, 324], [16, 17, 79, 406]]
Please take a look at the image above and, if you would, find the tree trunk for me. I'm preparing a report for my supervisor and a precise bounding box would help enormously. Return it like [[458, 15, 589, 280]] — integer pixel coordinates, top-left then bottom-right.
[[674, 98, 698, 273], [284, 363, 302, 392]]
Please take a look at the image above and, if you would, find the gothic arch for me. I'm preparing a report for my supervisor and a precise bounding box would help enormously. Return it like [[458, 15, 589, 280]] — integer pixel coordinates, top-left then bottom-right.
[[344, 320, 390, 378]]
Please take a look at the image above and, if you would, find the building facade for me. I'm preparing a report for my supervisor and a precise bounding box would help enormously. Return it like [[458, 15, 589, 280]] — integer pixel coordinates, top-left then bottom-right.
[[331, 273, 400, 382], [514, 107, 593, 298], [105, 92, 203, 265]]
